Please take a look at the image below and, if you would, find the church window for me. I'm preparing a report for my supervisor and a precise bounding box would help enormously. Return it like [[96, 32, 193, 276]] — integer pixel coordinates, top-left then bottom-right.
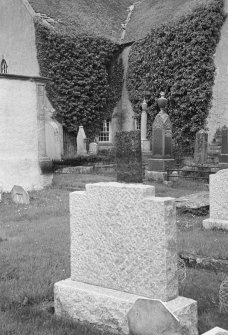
[[1, 59, 8, 74], [99, 120, 111, 142]]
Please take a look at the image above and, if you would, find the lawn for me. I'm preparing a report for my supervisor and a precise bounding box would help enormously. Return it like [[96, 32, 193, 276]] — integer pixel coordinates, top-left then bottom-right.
[[0, 173, 228, 334]]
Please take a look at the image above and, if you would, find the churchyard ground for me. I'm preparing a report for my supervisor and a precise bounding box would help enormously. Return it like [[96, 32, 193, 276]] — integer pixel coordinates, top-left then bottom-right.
[[0, 173, 228, 334]]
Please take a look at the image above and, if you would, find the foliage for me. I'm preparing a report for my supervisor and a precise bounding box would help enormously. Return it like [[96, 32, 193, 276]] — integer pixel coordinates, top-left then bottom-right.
[[35, 22, 123, 140], [115, 131, 142, 183], [127, 0, 226, 155]]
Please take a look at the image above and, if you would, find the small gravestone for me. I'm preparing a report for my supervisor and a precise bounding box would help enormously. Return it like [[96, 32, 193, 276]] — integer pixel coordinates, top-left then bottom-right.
[[219, 125, 228, 168], [77, 126, 87, 155], [203, 169, 228, 230], [89, 142, 98, 155], [11, 185, 30, 205], [194, 129, 208, 165], [127, 299, 181, 335]]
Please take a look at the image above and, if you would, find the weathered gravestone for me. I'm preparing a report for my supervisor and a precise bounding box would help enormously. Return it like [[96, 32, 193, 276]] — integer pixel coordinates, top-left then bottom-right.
[[116, 131, 142, 183], [54, 183, 197, 334], [77, 126, 87, 155], [203, 169, 228, 230], [89, 142, 98, 155], [194, 129, 208, 165], [219, 126, 228, 168], [146, 93, 174, 181], [11, 185, 30, 205]]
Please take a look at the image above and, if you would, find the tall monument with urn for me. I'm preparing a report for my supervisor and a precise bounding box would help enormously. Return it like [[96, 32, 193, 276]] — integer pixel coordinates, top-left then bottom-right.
[[146, 92, 174, 180]]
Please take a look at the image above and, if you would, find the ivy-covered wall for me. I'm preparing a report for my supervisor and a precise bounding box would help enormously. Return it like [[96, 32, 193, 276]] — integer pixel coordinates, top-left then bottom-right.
[[35, 22, 123, 140], [127, 0, 226, 155]]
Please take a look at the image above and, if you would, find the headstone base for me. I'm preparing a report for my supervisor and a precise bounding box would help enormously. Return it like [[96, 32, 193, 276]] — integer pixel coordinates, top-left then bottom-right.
[[203, 218, 228, 231], [147, 158, 175, 172], [141, 140, 151, 152], [54, 279, 198, 335], [145, 170, 167, 182]]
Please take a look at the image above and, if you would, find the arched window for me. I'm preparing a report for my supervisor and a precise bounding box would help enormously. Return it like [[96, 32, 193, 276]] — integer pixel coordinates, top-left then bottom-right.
[[1, 59, 8, 74]]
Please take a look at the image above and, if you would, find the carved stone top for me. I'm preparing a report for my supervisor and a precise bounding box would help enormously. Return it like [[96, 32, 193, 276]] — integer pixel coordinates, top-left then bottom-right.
[[157, 92, 168, 111], [152, 110, 172, 131]]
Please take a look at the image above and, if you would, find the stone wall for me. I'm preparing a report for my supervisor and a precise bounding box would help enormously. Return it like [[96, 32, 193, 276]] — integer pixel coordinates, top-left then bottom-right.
[[0, 78, 43, 191], [207, 0, 228, 142]]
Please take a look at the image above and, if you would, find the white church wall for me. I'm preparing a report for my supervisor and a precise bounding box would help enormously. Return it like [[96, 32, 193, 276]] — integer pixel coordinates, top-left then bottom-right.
[[0, 78, 44, 192]]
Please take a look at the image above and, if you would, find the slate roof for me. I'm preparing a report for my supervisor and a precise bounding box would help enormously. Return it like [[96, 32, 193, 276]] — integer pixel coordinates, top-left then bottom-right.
[[27, 0, 133, 42], [27, 0, 215, 43], [124, 0, 212, 42]]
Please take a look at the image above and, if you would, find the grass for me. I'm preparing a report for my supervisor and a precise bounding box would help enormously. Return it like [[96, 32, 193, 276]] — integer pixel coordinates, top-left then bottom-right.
[[0, 173, 228, 334]]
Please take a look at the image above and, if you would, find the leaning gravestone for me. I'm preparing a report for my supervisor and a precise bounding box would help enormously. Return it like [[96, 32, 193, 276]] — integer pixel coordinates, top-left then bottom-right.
[[54, 182, 197, 334], [203, 169, 228, 230], [116, 131, 142, 183], [11, 185, 30, 205]]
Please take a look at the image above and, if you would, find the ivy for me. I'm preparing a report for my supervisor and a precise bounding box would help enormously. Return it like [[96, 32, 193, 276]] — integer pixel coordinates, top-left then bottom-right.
[[35, 22, 123, 140], [127, 0, 226, 155]]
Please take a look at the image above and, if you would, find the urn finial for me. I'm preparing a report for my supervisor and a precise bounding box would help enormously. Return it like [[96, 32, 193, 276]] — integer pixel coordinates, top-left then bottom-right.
[[157, 92, 167, 111]]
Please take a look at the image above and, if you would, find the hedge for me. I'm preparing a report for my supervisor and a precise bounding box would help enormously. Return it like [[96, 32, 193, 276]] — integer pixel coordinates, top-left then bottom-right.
[[127, 0, 226, 155], [35, 22, 124, 140], [115, 131, 142, 183]]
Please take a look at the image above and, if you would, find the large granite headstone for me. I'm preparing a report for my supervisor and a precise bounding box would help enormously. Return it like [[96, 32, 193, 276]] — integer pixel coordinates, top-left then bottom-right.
[[54, 183, 197, 334], [203, 169, 228, 230]]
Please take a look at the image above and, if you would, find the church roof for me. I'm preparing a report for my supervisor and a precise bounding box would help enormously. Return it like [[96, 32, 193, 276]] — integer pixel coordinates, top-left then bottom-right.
[[27, 0, 133, 42], [124, 0, 212, 42], [27, 0, 215, 43]]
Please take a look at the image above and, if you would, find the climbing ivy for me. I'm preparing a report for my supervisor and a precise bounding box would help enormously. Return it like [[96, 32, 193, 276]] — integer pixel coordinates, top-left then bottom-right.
[[127, 0, 226, 155], [35, 22, 123, 140]]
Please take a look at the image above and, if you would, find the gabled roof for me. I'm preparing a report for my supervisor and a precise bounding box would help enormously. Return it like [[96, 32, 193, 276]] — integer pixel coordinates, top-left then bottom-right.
[[124, 0, 213, 42], [27, 0, 133, 42]]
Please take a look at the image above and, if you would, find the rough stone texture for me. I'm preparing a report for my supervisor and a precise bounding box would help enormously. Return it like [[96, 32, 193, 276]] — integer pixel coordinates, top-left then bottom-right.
[[165, 296, 198, 335], [203, 169, 228, 230], [176, 192, 209, 210], [127, 299, 181, 335], [54, 279, 198, 335], [202, 327, 228, 335], [70, 182, 178, 301], [11, 185, 30, 205], [145, 170, 167, 182]]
